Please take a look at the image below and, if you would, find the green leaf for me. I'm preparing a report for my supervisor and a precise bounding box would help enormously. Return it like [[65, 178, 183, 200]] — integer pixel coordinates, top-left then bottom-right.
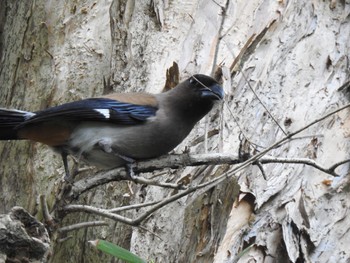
[[89, 239, 146, 263]]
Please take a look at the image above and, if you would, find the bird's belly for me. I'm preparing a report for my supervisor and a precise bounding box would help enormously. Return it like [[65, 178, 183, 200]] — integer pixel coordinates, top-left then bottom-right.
[[80, 149, 126, 169], [67, 122, 190, 168]]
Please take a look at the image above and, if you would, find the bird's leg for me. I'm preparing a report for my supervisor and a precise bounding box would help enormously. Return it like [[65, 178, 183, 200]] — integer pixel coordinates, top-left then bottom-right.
[[61, 151, 73, 183], [117, 154, 137, 180], [98, 139, 137, 180]]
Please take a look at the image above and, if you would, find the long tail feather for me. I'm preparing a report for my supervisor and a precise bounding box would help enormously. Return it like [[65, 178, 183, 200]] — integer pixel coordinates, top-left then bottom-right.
[[0, 109, 34, 140]]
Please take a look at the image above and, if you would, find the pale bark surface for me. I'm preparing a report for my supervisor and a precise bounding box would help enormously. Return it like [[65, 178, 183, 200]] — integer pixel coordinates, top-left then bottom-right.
[[0, 0, 350, 262]]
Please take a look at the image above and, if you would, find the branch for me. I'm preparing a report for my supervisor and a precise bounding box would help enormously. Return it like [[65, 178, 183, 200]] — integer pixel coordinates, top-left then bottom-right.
[[108, 201, 160, 213], [63, 186, 205, 227], [62, 204, 162, 238], [62, 154, 350, 227], [59, 102, 350, 227], [58, 221, 108, 234], [260, 156, 350, 177], [71, 153, 241, 196], [328, 158, 350, 173], [40, 195, 55, 228], [63, 205, 135, 225], [254, 161, 267, 180]]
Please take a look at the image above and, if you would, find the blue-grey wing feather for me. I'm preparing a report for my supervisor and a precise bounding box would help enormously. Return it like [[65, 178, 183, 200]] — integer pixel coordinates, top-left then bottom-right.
[[22, 98, 158, 125]]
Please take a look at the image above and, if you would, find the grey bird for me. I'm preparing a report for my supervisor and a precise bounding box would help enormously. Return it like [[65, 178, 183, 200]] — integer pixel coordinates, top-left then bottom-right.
[[0, 74, 224, 179]]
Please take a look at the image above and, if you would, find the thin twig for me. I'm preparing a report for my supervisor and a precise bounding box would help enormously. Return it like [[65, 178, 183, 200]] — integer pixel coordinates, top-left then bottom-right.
[[288, 103, 350, 138], [108, 201, 160, 213], [241, 73, 287, 136], [275, 134, 324, 148], [58, 221, 108, 234], [132, 186, 199, 225], [131, 176, 184, 189], [328, 159, 350, 174], [40, 195, 53, 223], [63, 205, 135, 225], [259, 156, 349, 177], [254, 161, 267, 180], [211, 0, 230, 77], [57, 236, 73, 243], [62, 204, 162, 239], [223, 99, 255, 146]]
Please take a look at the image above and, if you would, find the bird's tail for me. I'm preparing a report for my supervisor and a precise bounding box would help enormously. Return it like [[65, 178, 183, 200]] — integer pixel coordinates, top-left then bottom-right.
[[0, 109, 34, 140]]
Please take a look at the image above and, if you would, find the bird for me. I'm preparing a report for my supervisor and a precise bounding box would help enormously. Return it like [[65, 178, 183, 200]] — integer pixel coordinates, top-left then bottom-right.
[[0, 74, 224, 181]]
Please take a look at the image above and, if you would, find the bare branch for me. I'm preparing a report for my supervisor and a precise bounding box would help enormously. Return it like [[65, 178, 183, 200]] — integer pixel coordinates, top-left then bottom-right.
[[287, 103, 350, 139], [58, 221, 108, 234], [57, 236, 72, 243], [40, 195, 53, 223], [328, 159, 350, 174], [260, 156, 345, 176], [71, 153, 241, 196], [63, 204, 135, 225], [241, 73, 287, 136], [129, 176, 183, 189], [108, 201, 160, 213], [62, 204, 163, 239], [133, 186, 200, 225], [254, 161, 267, 180]]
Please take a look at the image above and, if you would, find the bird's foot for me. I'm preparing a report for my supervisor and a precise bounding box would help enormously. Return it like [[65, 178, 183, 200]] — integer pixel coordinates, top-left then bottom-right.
[[63, 172, 73, 184], [98, 139, 138, 180], [115, 153, 137, 180], [125, 162, 136, 180]]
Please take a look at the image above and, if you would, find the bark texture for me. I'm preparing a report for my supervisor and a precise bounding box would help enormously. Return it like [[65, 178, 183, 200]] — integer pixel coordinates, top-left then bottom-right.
[[0, 0, 350, 262], [0, 207, 50, 262]]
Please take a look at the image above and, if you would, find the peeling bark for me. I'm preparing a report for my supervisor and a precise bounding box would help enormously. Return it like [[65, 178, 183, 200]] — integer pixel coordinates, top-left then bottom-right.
[[1, 0, 350, 262]]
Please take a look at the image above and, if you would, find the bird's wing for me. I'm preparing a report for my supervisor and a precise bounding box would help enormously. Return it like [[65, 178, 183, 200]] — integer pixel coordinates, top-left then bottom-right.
[[22, 95, 158, 126]]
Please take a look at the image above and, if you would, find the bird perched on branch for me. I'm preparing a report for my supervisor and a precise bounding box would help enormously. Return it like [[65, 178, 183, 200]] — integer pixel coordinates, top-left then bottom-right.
[[0, 74, 223, 180]]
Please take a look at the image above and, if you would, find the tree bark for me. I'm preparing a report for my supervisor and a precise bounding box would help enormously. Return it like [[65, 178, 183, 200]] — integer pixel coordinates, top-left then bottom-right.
[[1, 0, 350, 262]]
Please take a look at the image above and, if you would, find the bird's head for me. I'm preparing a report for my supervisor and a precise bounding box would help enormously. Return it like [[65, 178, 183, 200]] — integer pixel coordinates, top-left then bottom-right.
[[162, 74, 224, 124], [187, 74, 224, 101]]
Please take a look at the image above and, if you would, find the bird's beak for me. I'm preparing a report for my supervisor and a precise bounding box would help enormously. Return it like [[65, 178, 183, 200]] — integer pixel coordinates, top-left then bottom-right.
[[200, 84, 224, 100]]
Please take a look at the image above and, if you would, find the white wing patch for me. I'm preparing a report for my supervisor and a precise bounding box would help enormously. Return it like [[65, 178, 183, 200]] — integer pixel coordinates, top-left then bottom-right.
[[19, 111, 36, 118], [95, 109, 110, 119], [25, 112, 36, 119], [25, 112, 36, 117]]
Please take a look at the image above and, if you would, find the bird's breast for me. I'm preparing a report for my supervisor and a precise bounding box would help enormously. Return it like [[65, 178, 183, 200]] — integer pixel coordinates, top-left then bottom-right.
[[67, 117, 193, 168]]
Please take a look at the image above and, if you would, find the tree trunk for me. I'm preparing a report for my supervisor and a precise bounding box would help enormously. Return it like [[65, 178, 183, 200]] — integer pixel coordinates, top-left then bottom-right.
[[0, 0, 349, 262]]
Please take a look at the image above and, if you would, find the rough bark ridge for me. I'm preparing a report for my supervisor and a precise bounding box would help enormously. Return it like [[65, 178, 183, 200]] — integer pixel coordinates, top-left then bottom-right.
[[0, 0, 350, 262], [0, 207, 50, 262]]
